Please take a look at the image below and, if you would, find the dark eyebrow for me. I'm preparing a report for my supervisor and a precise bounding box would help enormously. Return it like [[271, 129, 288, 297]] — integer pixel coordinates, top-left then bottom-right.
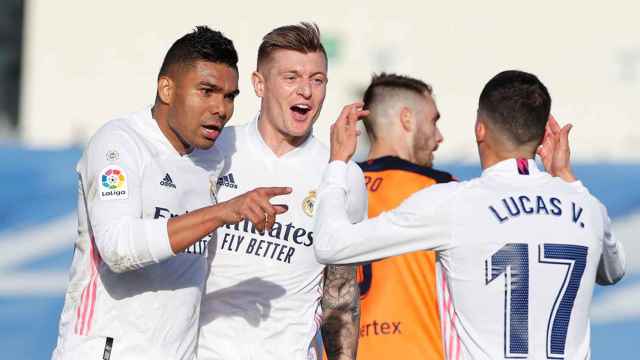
[[198, 81, 223, 92], [198, 81, 222, 92], [199, 81, 239, 97]]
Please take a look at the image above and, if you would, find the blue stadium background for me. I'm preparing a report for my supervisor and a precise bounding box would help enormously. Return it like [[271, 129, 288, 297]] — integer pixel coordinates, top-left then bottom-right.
[[1, 146, 638, 359]]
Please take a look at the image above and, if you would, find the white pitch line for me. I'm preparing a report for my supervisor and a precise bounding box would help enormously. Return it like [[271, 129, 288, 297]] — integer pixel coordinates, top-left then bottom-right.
[[0, 271, 69, 296], [592, 282, 640, 324], [0, 213, 76, 270]]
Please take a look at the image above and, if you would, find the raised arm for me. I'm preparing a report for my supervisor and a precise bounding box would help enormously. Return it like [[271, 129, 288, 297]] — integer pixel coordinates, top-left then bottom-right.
[[537, 117, 626, 284], [314, 161, 455, 264], [314, 104, 456, 264], [166, 186, 290, 254]]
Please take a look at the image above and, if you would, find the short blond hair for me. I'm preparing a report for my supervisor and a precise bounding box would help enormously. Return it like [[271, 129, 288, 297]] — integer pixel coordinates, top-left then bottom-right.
[[257, 22, 327, 69]]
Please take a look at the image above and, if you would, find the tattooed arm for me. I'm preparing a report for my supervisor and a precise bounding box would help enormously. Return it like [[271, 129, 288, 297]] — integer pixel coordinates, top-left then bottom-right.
[[321, 264, 360, 360]]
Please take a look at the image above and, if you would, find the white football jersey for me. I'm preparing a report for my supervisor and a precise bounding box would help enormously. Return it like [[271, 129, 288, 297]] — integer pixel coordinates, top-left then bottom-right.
[[52, 108, 223, 360], [198, 118, 367, 360], [315, 159, 625, 360]]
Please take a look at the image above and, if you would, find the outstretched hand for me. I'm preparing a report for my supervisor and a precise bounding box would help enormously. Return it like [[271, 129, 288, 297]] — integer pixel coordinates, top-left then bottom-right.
[[330, 102, 369, 162], [537, 114, 576, 182], [219, 187, 291, 233]]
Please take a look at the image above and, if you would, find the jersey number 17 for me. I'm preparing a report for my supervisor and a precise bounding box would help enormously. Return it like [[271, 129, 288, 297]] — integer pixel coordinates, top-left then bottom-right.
[[485, 243, 588, 359]]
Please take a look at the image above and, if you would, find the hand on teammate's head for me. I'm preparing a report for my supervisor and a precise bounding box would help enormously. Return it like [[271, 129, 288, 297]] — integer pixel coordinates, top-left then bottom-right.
[[329, 102, 369, 162]]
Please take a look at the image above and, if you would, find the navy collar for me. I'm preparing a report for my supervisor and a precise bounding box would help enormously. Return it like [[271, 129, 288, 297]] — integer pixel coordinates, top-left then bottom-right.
[[358, 156, 454, 183]]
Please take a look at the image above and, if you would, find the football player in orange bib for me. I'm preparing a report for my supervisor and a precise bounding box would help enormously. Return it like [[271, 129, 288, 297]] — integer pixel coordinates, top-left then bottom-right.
[[356, 73, 453, 359]]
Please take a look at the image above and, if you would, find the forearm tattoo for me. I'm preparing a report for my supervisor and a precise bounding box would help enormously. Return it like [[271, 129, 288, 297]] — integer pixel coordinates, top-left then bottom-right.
[[321, 264, 360, 360]]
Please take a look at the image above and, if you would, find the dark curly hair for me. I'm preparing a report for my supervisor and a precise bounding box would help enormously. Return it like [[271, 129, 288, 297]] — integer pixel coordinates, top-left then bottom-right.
[[159, 25, 238, 77], [479, 70, 551, 146]]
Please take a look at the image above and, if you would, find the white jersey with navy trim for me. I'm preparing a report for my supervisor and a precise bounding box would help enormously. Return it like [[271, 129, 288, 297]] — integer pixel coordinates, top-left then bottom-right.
[[52, 108, 223, 360], [198, 117, 367, 360], [315, 159, 625, 360]]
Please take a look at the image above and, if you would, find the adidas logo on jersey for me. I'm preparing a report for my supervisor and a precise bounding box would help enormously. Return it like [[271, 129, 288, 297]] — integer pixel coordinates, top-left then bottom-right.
[[160, 173, 176, 189], [217, 173, 238, 189]]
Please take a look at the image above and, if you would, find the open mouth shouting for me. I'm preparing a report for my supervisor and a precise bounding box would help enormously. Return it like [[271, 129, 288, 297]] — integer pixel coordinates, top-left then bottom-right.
[[290, 103, 312, 122]]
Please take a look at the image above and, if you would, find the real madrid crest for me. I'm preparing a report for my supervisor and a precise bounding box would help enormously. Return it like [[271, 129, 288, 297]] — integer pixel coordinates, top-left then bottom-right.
[[302, 190, 316, 217]]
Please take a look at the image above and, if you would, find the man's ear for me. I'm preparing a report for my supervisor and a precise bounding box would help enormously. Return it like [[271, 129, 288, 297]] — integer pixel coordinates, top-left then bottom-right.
[[252, 71, 265, 97], [399, 106, 413, 133], [475, 118, 487, 143], [157, 76, 174, 105]]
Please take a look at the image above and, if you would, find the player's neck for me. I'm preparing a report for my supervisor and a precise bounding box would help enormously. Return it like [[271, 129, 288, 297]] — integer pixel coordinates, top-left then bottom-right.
[[368, 141, 413, 163], [257, 116, 309, 157], [151, 104, 192, 156], [481, 149, 534, 170]]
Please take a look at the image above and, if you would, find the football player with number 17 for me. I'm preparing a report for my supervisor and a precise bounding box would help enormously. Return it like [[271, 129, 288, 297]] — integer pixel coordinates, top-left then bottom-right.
[[315, 70, 625, 359]]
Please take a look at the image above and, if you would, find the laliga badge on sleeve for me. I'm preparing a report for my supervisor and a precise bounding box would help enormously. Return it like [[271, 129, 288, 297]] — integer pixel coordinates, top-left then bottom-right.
[[302, 190, 316, 217], [99, 165, 128, 200]]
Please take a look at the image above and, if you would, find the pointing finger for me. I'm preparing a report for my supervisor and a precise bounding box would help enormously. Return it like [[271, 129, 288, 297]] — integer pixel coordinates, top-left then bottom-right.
[[259, 187, 293, 198]]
